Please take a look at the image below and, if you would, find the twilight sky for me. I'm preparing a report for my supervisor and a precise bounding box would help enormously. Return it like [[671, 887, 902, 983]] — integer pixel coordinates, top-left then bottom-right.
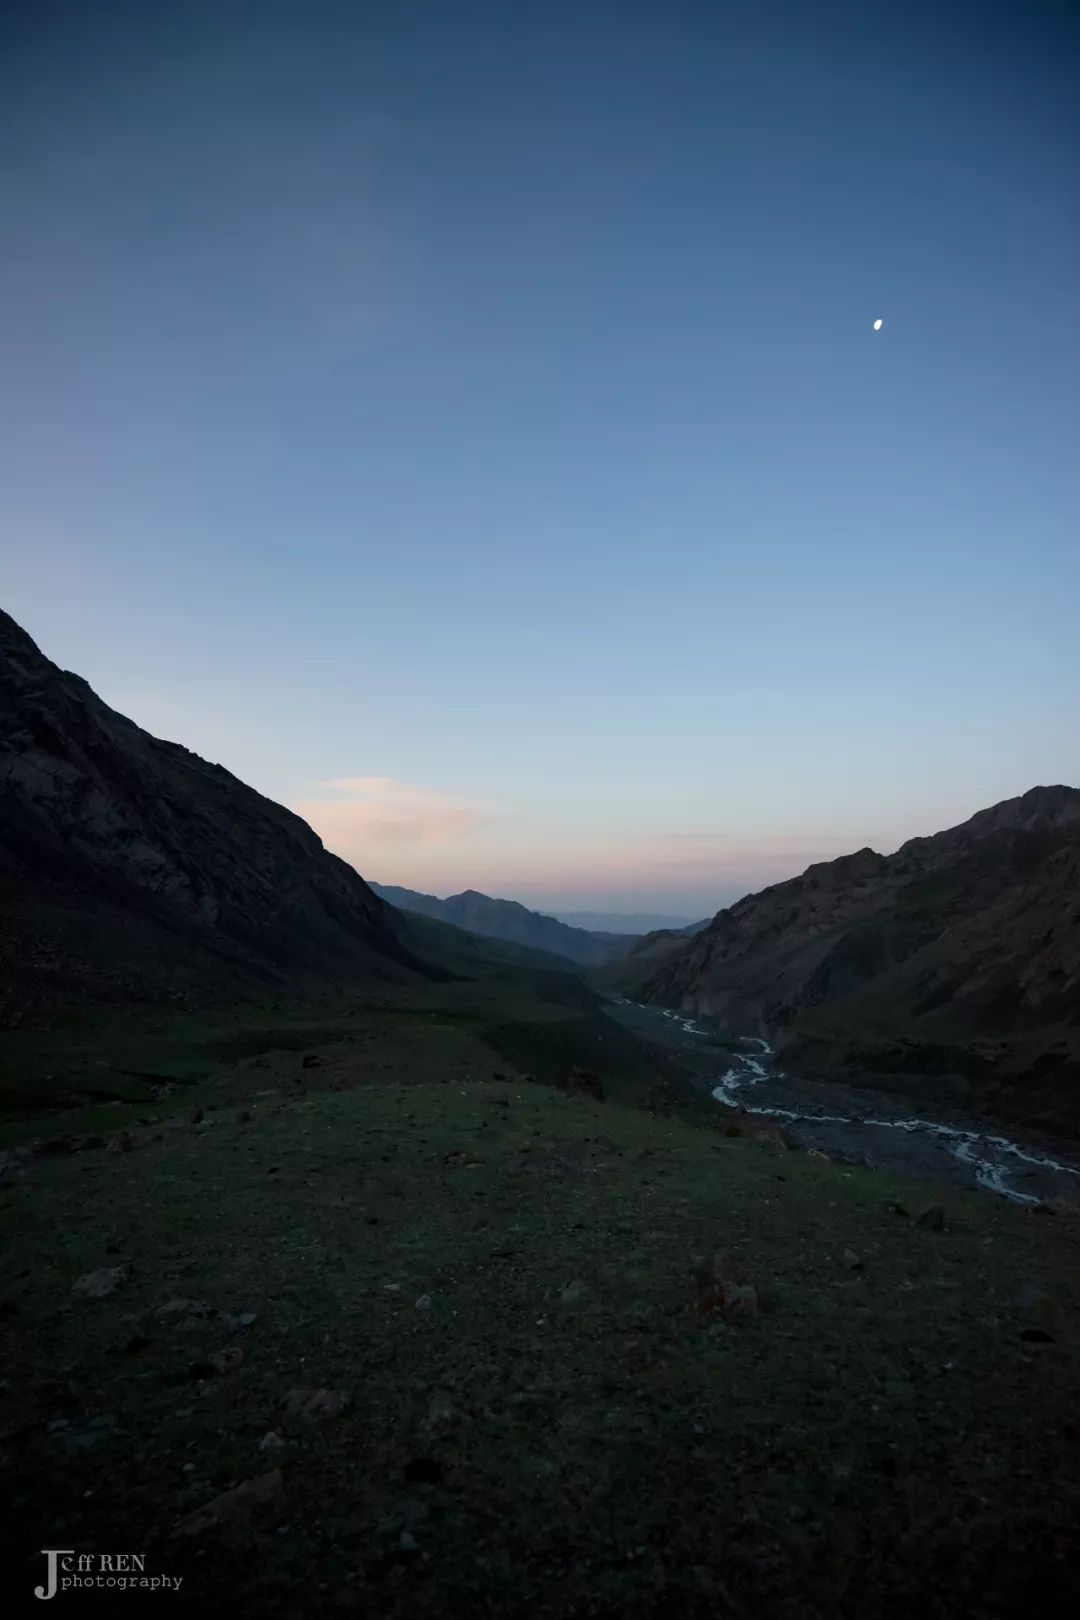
[[3, 1, 1078, 916]]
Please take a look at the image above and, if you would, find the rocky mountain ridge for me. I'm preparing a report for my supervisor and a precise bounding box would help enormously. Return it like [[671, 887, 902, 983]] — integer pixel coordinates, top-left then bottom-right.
[[634, 786, 1080, 1130], [0, 609, 443, 1016]]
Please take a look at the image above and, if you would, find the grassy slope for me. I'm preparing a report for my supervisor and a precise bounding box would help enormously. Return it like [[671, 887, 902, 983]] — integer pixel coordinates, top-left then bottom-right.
[[2, 1042, 1080, 1618]]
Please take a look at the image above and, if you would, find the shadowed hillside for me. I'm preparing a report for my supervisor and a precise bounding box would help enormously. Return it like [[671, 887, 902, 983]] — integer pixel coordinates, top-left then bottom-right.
[[0, 609, 448, 1018], [627, 788, 1080, 1131]]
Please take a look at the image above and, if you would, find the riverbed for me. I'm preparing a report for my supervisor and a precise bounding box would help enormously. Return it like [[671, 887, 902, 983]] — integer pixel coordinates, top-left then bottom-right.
[[609, 997, 1080, 1207]]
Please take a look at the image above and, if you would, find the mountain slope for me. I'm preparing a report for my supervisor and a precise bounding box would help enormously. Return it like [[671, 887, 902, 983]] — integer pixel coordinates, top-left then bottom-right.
[[0, 609, 446, 1015], [370, 882, 636, 965], [635, 787, 1080, 1129]]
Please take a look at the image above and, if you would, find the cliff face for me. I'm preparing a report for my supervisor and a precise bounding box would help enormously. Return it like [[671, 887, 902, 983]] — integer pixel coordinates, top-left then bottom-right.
[[636, 788, 1080, 1129], [0, 610, 441, 1015]]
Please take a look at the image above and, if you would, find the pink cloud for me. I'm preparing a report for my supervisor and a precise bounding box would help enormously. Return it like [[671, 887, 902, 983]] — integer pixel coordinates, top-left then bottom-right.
[[293, 776, 490, 858]]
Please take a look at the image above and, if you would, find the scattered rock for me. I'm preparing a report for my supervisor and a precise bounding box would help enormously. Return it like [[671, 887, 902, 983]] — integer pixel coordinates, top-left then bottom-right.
[[721, 1282, 759, 1314], [559, 1279, 589, 1309], [398, 1530, 419, 1554], [415, 1294, 433, 1311], [174, 1468, 284, 1536], [914, 1204, 947, 1232], [423, 1391, 471, 1437], [554, 1067, 605, 1102], [842, 1248, 863, 1271], [223, 1310, 258, 1330], [0, 1146, 32, 1185], [106, 1131, 137, 1154], [696, 1254, 758, 1317], [72, 1264, 130, 1299], [213, 1346, 244, 1373], [259, 1431, 286, 1452], [282, 1387, 351, 1422]]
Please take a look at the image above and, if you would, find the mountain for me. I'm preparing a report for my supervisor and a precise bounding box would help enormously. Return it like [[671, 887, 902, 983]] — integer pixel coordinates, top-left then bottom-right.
[[0, 609, 451, 1015], [632, 787, 1080, 1131], [550, 909, 704, 934], [369, 882, 637, 965]]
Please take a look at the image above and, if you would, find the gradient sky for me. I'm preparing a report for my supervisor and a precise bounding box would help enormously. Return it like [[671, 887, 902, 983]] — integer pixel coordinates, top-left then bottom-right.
[[3, 1, 1078, 915]]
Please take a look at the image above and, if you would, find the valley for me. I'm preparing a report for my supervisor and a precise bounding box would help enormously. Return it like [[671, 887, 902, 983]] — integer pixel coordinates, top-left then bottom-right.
[[3, 606, 1080, 1618]]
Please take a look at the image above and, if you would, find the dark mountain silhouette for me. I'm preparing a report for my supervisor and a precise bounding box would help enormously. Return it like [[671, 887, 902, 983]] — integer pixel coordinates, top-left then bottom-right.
[[628, 787, 1080, 1131], [0, 609, 448, 1016], [370, 883, 636, 965]]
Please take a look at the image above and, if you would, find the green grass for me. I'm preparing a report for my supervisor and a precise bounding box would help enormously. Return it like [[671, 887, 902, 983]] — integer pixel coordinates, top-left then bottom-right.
[[2, 1062, 1079, 1618]]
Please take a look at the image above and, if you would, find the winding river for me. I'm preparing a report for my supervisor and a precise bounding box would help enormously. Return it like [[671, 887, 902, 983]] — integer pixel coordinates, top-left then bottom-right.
[[615, 1000, 1080, 1207]]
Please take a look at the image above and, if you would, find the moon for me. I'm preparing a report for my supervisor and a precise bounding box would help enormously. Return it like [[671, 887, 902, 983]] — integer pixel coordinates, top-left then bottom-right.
[[873, 318, 884, 331]]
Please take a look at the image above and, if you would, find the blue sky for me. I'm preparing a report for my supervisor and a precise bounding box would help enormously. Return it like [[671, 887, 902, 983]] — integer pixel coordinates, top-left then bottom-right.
[[3, 0, 1078, 914]]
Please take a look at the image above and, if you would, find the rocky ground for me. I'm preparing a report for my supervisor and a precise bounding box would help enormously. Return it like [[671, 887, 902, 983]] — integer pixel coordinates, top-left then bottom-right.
[[2, 1020, 1080, 1618]]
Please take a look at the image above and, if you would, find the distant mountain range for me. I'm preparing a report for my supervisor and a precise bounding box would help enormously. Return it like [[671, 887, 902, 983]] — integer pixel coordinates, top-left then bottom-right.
[[370, 883, 638, 965], [623, 786, 1080, 1132], [547, 909, 705, 935], [544, 913, 696, 939]]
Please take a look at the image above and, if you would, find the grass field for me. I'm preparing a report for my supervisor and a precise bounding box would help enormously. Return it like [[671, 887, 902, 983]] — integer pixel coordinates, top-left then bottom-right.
[[2, 1003, 1079, 1617]]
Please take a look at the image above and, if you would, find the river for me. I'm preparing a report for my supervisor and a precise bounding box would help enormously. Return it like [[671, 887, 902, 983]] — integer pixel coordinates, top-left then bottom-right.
[[610, 998, 1080, 1207]]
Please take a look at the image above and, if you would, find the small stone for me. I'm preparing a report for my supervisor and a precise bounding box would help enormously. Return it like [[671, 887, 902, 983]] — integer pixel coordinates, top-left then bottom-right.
[[72, 1265, 130, 1299], [282, 1387, 351, 1421], [842, 1248, 863, 1271], [212, 1346, 244, 1373], [720, 1282, 758, 1315], [174, 1468, 284, 1536], [559, 1279, 588, 1309], [189, 1108, 204, 1125], [301, 1054, 324, 1069], [106, 1131, 136, 1154], [914, 1204, 946, 1232], [423, 1391, 471, 1437], [259, 1431, 286, 1452], [1020, 1327, 1054, 1345], [414, 1294, 433, 1311], [223, 1310, 258, 1329], [399, 1530, 418, 1553], [881, 1200, 910, 1218]]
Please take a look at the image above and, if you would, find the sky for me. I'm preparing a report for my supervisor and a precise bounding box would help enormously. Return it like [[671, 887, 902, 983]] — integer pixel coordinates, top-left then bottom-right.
[[3, 0, 1078, 917]]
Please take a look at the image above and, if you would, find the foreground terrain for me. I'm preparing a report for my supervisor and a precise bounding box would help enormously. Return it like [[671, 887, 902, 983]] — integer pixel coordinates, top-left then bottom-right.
[[2, 1010, 1079, 1618]]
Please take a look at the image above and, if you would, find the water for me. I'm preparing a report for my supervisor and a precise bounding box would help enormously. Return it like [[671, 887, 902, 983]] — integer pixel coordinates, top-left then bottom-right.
[[619, 1001, 1080, 1206]]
